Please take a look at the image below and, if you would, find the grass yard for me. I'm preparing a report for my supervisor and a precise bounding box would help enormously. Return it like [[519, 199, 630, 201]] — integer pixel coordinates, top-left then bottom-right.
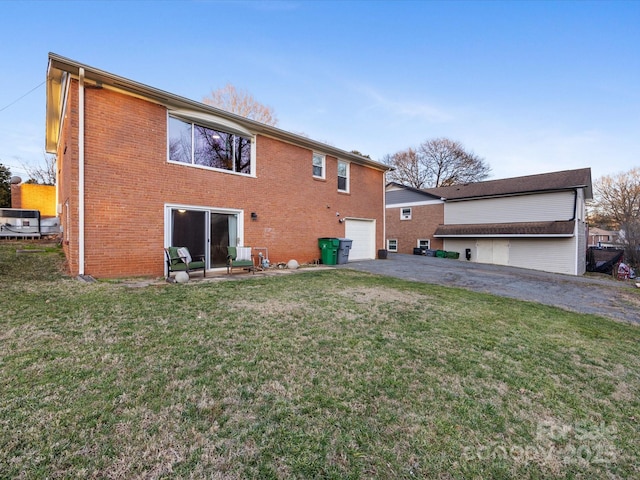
[[1, 241, 639, 479]]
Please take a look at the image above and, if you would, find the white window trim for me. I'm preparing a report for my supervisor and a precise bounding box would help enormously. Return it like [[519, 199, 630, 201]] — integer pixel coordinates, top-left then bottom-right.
[[387, 239, 398, 252], [338, 160, 350, 192], [401, 207, 412, 220], [167, 113, 256, 177], [417, 239, 430, 249], [313, 153, 326, 179]]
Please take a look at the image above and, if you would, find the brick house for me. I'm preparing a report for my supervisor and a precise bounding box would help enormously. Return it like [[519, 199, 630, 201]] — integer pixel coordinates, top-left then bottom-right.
[[45, 53, 390, 278], [385, 183, 444, 254], [588, 227, 620, 248], [386, 168, 593, 275]]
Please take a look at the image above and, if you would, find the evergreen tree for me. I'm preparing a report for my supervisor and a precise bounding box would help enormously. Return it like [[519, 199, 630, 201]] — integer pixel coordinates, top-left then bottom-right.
[[0, 163, 11, 208]]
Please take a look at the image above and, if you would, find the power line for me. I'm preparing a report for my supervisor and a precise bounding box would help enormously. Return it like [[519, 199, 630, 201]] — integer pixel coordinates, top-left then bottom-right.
[[0, 80, 46, 113]]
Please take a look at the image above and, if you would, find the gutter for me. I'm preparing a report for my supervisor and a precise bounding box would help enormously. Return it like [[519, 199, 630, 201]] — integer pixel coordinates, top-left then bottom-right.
[[434, 234, 575, 238], [47, 52, 391, 173], [570, 189, 578, 221]]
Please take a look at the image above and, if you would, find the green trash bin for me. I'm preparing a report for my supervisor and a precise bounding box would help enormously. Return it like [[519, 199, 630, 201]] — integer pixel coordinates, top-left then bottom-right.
[[435, 250, 446, 258], [318, 238, 340, 265], [446, 251, 460, 259]]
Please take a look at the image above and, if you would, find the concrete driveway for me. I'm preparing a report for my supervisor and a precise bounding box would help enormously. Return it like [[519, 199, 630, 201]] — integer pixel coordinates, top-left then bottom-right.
[[338, 254, 640, 324]]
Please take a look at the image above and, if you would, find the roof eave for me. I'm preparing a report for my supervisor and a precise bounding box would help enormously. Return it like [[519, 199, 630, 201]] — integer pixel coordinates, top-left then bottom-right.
[[46, 61, 66, 153], [386, 182, 445, 200], [46, 53, 390, 171], [434, 234, 575, 238], [441, 186, 591, 202]]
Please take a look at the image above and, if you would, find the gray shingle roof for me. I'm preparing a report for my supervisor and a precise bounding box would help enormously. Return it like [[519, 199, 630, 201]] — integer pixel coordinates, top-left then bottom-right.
[[434, 221, 576, 237], [424, 168, 592, 200]]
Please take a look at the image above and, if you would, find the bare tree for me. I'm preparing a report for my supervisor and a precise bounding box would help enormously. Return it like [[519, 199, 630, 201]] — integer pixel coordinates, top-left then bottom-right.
[[383, 149, 428, 188], [23, 154, 56, 185], [385, 138, 490, 188], [419, 138, 490, 187], [592, 168, 640, 267], [203, 84, 278, 126]]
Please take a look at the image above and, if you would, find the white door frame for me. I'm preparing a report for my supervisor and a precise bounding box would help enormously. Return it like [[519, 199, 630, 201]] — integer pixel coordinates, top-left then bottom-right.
[[164, 203, 245, 272]]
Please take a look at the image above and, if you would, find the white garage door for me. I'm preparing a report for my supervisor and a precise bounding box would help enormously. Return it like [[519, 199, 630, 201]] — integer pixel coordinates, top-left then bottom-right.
[[345, 219, 376, 260], [476, 239, 510, 265]]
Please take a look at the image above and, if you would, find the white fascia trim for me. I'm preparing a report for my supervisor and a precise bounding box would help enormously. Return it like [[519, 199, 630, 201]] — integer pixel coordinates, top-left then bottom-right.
[[386, 199, 443, 208], [434, 234, 575, 238], [344, 216, 376, 222], [170, 109, 253, 138], [163, 204, 245, 275]]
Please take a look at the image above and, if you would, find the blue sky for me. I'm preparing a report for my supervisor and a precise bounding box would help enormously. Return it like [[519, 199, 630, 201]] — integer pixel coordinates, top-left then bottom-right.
[[1, 0, 638, 182]]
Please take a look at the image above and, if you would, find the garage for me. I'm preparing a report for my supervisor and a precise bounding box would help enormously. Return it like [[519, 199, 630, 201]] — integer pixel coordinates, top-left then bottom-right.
[[475, 239, 510, 265], [344, 219, 376, 260]]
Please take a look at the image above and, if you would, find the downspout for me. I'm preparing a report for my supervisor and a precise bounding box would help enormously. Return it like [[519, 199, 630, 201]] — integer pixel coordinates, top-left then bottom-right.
[[382, 178, 386, 255], [571, 189, 579, 275], [570, 189, 577, 221], [78, 68, 85, 276]]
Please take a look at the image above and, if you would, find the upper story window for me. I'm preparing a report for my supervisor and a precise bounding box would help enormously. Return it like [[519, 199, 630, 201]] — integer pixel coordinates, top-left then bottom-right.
[[338, 160, 349, 192], [401, 207, 412, 220], [313, 153, 325, 179], [168, 116, 252, 174]]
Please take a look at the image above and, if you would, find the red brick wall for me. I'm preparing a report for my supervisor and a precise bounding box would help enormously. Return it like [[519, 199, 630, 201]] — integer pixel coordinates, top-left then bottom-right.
[[385, 203, 444, 254], [62, 83, 385, 277], [9, 184, 21, 208], [58, 81, 80, 275]]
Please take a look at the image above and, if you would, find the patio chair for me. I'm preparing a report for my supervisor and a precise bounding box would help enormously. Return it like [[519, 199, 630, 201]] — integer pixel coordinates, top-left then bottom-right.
[[164, 246, 206, 278], [227, 246, 255, 274]]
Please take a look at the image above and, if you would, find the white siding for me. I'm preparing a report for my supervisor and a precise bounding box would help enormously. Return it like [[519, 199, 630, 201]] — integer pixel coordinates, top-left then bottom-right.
[[444, 237, 578, 275], [443, 239, 475, 261], [509, 238, 576, 275], [444, 191, 576, 224]]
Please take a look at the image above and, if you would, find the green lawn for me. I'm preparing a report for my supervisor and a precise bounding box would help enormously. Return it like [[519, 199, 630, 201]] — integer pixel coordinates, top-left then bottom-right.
[[1, 242, 639, 479]]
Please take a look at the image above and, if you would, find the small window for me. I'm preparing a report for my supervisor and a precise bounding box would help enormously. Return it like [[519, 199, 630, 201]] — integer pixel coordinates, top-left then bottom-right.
[[338, 160, 349, 192], [387, 239, 398, 252], [401, 207, 412, 220], [418, 239, 430, 250], [313, 153, 325, 178]]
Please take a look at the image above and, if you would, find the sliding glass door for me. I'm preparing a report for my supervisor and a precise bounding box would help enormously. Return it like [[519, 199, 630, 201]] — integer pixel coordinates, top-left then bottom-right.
[[171, 209, 207, 260], [168, 207, 241, 269], [210, 213, 237, 267]]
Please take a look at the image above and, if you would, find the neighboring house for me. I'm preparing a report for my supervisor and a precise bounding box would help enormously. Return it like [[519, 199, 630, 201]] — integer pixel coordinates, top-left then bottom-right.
[[386, 168, 593, 275], [588, 227, 620, 248], [10, 183, 57, 216], [45, 53, 390, 278], [3, 183, 60, 238], [385, 183, 444, 254]]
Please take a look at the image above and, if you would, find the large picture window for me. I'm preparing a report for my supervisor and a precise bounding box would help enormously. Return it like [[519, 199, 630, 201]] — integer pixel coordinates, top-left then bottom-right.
[[169, 116, 252, 174]]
